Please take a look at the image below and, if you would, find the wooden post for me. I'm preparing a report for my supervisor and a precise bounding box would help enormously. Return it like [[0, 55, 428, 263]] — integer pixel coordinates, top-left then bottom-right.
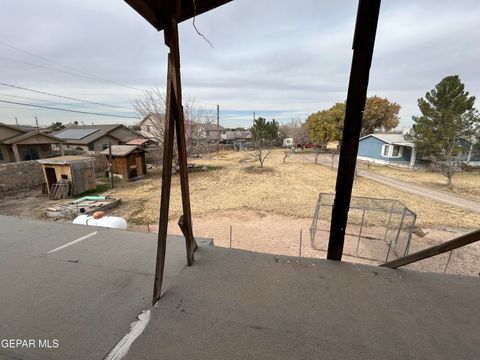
[[108, 141, 114, 189], [12, 143, 21, 162], [152, 2, 197, 304], [327, 0, 381, 261], [216, 104, 220, 153]]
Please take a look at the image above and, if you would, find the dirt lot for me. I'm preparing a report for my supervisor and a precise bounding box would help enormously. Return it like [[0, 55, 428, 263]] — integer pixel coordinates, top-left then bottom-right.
[[128, 208, 479, 277], [1, 149, 478, 276], [106, 149, 480, 229]]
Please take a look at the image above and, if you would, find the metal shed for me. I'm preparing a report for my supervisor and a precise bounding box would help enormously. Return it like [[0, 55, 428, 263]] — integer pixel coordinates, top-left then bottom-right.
[[38, 156, 96, 197]]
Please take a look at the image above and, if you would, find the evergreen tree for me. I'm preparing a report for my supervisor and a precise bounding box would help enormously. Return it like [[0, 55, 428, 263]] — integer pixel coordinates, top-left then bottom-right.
[[411, 75, 479, 187]]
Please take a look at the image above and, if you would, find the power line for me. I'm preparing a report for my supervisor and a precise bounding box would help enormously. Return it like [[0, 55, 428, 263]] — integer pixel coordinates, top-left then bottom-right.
[[0, 55, 144, 92], [0, 82, 134, 110], [0, 40, 145, 92], [0, 92, 135, 115], [0, 99, 138, 119]]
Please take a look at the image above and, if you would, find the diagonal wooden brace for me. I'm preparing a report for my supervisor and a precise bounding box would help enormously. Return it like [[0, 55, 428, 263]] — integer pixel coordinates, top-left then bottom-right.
[[152, 12, 196, 305]]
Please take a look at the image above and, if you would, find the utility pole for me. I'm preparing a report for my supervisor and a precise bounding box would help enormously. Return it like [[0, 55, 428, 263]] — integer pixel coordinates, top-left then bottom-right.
[[108, 141, 114, 189], [216, 104, 220, 153], [35, 116, 39, 132], [15, 117, 19, 128], [253, 111, 255, 126]]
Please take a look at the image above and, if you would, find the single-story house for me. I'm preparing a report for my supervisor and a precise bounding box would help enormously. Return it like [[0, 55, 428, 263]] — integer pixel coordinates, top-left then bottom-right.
[[223, 130, 252, 150], [358, 133, 477, 167], [138, 113, 225, 144], [52, 124, 141, 152], [100, 145, 147, 180], [0, 123, 64, 162], [195, 123, 225, 143], [358, 134, 415, 167]]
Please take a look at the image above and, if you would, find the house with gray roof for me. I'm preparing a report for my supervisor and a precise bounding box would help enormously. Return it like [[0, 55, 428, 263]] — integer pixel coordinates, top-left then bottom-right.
[[358, 133, 416, 166], [0, 123, 64, 162], [53, 124, 141, 152], [358, 133, 477, 167]]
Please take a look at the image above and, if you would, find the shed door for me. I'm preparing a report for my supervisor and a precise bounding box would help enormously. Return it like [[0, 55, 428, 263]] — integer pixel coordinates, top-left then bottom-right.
[[44, 167, 57, 191], [135, 154, 144, 176], [70, 161, 95, 195]]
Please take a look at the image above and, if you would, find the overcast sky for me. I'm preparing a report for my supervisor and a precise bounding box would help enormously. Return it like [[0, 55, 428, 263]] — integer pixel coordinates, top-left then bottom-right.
[[0, 0, 479, 128]]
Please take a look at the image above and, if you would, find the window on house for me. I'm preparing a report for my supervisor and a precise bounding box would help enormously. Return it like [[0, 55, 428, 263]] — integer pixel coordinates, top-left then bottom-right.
[[392, 146, 400, 157], [382, 145, 390, 157], [0, 150, 3, 161], [102, 144, 109, 150]]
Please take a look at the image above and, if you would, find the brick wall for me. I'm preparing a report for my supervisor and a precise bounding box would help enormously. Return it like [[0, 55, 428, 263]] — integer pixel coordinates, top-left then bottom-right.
[[0, 160, 45, 196]]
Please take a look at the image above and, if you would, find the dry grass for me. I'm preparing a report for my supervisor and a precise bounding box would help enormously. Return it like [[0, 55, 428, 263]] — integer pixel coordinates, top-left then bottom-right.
[[107, 149, 480, 229], [359, 162, 480, 200]]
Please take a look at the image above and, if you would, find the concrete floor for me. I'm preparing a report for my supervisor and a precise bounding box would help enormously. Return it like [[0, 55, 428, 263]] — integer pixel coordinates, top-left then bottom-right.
[[0, 215, 209, 360], [1, 215, 479, 359], [126, 246, 480, 360]]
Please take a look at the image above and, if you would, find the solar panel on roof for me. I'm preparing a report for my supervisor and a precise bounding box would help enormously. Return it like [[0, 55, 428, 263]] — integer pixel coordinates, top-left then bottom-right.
[[55, 128, 100, 140]]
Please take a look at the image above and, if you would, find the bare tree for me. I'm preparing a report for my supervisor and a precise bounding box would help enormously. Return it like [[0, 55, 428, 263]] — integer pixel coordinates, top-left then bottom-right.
[[251, 142, 272, 168], [133, 88, 215, 162]]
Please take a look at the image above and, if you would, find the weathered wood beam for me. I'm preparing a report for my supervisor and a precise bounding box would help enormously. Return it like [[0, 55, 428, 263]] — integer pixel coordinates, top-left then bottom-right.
[[165, 12, 197, 266], [381, 229, 480, 269], [327, 0, 381, 261], [152, 61, 176, 304], [152, 2, 197, 304]]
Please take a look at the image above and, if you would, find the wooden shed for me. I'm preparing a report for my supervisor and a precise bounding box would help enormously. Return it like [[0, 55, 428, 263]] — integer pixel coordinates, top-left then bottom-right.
[[101, 145, 147, 180], [38, 156, 96, 197]]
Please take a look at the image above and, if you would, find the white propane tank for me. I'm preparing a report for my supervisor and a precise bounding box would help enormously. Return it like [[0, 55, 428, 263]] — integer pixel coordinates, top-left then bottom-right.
[[73, 214, 128, 229]]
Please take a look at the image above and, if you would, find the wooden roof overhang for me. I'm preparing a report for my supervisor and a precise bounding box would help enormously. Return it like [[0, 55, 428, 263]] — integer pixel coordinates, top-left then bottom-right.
[[125, 0, 233, 32]]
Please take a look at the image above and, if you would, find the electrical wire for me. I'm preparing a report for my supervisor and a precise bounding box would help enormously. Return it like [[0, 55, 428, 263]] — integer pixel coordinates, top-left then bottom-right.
[[0, 40, 144, 92], [0, 82, 134, 110], [0, 99, 137, 119], [0, 55, 143, 92]]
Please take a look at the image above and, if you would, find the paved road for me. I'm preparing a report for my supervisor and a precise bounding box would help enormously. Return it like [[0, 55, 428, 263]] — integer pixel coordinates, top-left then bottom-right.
[[0, 215, 210, 360], [299, 153, 480, 214]]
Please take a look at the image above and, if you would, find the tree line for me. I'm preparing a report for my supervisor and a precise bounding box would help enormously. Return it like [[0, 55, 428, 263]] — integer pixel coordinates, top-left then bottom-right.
[[250, 75, 479, 186]]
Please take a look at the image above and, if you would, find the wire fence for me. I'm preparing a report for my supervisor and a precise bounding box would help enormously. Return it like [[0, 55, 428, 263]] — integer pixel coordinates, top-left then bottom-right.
[[310, 193, 417, 263]]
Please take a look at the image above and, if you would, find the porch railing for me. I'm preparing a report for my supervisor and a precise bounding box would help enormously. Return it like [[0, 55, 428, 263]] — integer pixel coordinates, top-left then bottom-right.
[[380, 229, 480, 269]]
